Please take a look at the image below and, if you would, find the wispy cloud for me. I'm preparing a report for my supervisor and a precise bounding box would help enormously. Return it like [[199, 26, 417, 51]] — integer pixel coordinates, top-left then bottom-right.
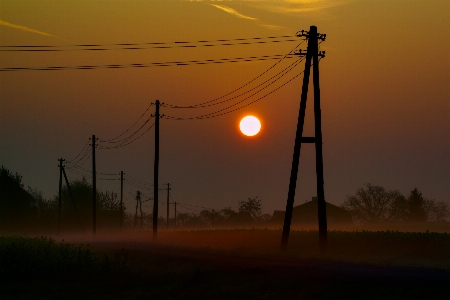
[[0, 20, 57, 38], [210, 4, 258, 20], [250, 0, 351, 14]]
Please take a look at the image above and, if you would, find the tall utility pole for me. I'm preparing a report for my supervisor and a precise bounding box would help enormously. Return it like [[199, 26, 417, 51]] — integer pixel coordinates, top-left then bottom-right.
[[166, 183, 171, 228], [281, 26, 327, 251], [120, 171, 124, 229], [58, 158, 65, 234], [153, 100, 160, 239], [91, 134, 97, 235]]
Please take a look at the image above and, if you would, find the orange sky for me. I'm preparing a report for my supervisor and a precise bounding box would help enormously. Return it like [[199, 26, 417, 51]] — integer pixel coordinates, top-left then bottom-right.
[[1, 0, 449, 215]]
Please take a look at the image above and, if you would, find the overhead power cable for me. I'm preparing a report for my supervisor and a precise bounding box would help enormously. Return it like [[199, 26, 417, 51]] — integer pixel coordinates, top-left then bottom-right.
[[165, 57, 302, 111], [99, 116, 154, 144], [66, 141, 90, 164], [0, 35, 297, 49], [0, 54, 296, 72], [164, 58, 305, 120], [163, 40, 305, 109], [1, 38, 300, 52], [100, 103, 154, 142], [98, 122, 155, 150]]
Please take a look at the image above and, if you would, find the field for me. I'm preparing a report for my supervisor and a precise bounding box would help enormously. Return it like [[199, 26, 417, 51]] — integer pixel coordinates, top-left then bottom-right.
[[1, 228, 450, 299]]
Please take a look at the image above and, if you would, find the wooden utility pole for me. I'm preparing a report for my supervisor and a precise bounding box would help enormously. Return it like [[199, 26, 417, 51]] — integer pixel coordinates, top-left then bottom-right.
[[174, 202, 177, 229], [134, 191, 140, 228], [120, 171, 124, 229], [312, 26, 328, 250], [281, 26, 327, 251], [153, 100, 160, 239], [166, 183, 171, 228], [91, 134, 97, 235], [62, 167, 83, 231], [58, 158, 64, 234]]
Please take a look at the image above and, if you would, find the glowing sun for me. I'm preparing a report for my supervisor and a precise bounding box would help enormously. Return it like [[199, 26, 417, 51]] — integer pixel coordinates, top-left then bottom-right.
[[239, 116, 261, 136]]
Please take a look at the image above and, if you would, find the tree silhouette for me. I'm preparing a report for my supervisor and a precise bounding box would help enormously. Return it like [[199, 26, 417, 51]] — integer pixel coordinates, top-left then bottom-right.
[[238, 196, 262, 221]]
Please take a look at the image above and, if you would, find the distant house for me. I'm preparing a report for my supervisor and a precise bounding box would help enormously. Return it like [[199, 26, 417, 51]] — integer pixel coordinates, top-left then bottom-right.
[[271, 197, 352, 226], [224, 211, 254, 226]]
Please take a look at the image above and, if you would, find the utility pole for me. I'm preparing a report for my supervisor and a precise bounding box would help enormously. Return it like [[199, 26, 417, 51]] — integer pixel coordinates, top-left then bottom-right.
[[139, 192, 143, 228], [312, 27, 328, 251], [166, 183, 171, 229], [281, 26, 327, 251], [153, 100, 161, 239], [120, 171, 124, 229], [62, 167, 83, 231], [58, 158, 65, 234], [174, 202, 177, 229], [91, 134, 97, 235], [134, 191, 140, 228]]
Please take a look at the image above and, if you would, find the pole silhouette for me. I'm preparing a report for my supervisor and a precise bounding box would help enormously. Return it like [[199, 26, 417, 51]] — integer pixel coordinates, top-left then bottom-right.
[[166, 183, 171, 228], [312, 27, 328, 250], [174, 202, 177, 229], [58, 158, 64, 234], [120, 171, 124, 229], [153, 100, 160, 239], [62, 167, 83, 231], [281, 26, 327, 251], [91, 134, 97, 235]]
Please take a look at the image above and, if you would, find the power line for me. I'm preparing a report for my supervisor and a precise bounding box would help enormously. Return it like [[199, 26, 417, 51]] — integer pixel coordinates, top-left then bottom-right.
[[164, 59, 305, 120], [164, 57, 303, 110], [66, 141, 90, 164], [97, 122, 155, 150], [0, 54, 296, 72], [163, 41, 305, 109], [1, 38, 300, 52], [99, 103, 154, 142], [0, 35, 298, 49], [99, 116, 154, 144]]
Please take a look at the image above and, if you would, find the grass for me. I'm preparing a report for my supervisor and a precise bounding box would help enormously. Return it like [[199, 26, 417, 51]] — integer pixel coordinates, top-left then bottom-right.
[[1, 229, 449, 299]]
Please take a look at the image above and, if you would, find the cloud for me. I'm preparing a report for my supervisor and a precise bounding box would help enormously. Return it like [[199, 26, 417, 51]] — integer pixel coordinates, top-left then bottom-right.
[[251, 0, 351, 14], [210, 4, 258, 20], [0, 20, 57, 38]]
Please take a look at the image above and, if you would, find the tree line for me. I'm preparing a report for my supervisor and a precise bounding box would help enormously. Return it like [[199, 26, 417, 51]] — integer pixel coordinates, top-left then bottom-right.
[[341, 183, 449, 223]]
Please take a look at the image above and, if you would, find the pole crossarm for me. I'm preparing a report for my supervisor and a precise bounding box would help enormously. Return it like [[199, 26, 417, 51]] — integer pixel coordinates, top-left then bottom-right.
[[296, 29, 326, 41], [295, 49, 326, 58]]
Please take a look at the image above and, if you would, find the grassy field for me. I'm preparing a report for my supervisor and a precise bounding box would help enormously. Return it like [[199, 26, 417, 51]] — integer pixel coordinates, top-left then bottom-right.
[[1, 228, 449, 299]]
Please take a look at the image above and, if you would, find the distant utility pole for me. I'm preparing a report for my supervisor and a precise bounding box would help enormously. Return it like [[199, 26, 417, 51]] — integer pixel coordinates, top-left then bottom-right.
[[91, 134, 98, 235], [173, 202, 177, 229], [281, 26, 327, 252], [153, 100, 162, 239], [120, 171, 124, 229], [58, 158, 65, 234], [62, 166, 83, 231], [166, 183, 171, 229], [134, 191, 140, 228]]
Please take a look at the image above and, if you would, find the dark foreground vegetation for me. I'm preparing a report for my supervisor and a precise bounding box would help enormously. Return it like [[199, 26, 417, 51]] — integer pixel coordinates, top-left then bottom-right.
[[1, 229, 450, 299]]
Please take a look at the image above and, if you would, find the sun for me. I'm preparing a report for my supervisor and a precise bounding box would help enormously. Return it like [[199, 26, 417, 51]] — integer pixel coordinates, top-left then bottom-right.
[[239, 116, 261, 136]]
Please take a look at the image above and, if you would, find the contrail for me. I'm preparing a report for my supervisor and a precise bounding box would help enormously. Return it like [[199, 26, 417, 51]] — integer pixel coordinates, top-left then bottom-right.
[[0, 19, 78, 44], [210, 4, 258, 21]]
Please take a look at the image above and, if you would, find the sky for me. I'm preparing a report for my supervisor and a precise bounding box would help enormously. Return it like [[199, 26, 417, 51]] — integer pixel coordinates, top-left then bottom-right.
[[1, 0, 449, 217]]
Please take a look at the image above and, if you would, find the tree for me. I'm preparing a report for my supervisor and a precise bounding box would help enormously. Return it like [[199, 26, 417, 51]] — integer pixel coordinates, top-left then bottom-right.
[[341, 183, 405, 223], [0, 166, 37, 230], [238, 196, 262, 221], [0, 165, 23, 188], [424, 200, 450, 222], [406, 188, 427, 222], [59, 177, 123, 230]]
